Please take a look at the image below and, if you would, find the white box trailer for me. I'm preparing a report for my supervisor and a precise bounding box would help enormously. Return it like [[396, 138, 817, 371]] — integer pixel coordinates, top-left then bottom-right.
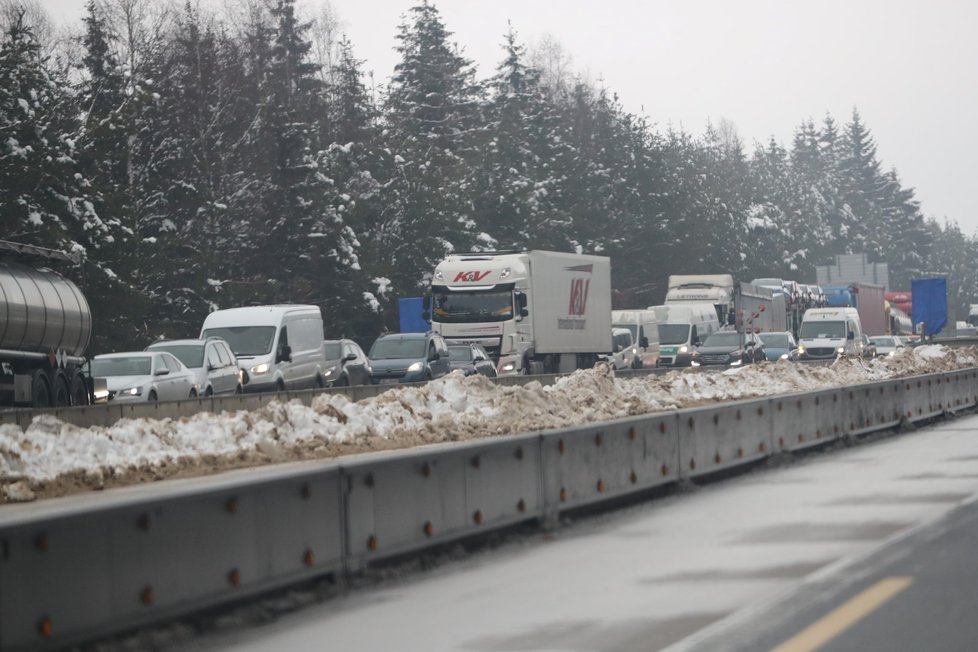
[[429, 250, 612, 375], [664, 274, 735, 324], [735, 283, 787, 333]]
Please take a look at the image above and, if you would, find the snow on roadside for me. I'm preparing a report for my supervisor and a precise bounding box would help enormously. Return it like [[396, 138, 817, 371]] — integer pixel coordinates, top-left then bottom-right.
[[0, 345, 975, 503]]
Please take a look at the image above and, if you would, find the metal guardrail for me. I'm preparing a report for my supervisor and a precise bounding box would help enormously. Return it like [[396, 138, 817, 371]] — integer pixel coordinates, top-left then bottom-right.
[[1, 366, 976, 650]]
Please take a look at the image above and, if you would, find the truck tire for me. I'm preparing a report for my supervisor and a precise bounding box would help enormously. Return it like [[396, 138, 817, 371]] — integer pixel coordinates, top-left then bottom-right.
[[31, 370, 52, 408], [70, 370, 89, 406], [53, 372, 71, 407], [529, 360, 545, 376]]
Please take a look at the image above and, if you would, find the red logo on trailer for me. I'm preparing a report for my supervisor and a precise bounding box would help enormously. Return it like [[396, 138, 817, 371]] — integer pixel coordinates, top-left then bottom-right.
[[453, 271, 492, 282], [568, 278, 590, 315]]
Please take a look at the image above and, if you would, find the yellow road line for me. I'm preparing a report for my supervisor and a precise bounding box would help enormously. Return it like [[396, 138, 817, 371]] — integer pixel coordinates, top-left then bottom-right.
[[772, 576, 914, 652]]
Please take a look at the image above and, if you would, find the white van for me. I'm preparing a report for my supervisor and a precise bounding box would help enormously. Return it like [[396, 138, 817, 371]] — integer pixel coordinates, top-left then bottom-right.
[[612, 309, 660, 368], [797, 307, 863, 359], [648, 303, 720, 367], [200, 305, 326, 393]]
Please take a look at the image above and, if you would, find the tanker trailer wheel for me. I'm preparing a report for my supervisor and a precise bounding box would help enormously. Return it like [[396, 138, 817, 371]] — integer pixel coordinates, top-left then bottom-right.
[[69, 370, 89, 406], [52, 372, 71, 407], [30, 370, 52, 408]]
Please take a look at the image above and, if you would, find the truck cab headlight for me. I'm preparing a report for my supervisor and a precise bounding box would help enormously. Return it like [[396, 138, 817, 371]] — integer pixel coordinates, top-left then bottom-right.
[[251, 362, 270, 375], [407, 362, 423, 373], [679, 345, 689, 353], [837, 346, 845, 353], [500, 361, 515, 372]]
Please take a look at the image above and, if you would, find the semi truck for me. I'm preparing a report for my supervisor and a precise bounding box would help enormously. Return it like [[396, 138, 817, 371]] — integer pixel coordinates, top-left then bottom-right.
[[663, 274, 735, 325], [0, 239, 94, 407], [427, 250, 612, 375], [822, 282, 886, 336]]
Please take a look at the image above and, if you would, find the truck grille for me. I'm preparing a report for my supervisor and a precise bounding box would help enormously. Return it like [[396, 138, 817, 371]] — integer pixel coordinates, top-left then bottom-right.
[[804, 347, 837, 358]]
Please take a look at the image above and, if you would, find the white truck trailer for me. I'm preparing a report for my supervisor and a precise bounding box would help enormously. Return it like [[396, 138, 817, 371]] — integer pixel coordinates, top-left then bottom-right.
[[664, 274, 735, 325], [734, 283, 788, 334], [428, 251, 612, 375]]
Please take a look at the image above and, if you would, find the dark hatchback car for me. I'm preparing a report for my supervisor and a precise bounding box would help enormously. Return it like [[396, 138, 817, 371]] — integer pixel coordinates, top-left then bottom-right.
[[323, 339, 371, 387], [368, 332, 451, 384], [693, 331, 765, 366], [447, 344, 497, 377]]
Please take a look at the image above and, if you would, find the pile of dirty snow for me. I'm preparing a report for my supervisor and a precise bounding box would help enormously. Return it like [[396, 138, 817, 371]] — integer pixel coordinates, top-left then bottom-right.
[[0, 345, 974, 502]]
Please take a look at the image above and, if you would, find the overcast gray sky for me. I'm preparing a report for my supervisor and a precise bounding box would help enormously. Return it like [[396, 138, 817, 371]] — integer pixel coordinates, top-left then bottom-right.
[[42, 0, 978, 233]]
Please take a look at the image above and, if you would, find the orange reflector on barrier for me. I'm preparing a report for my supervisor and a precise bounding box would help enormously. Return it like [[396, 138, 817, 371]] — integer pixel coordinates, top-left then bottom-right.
[[304, 549, 315, 566], [38, 617, 52, 638], [228, 568, 241, 586]]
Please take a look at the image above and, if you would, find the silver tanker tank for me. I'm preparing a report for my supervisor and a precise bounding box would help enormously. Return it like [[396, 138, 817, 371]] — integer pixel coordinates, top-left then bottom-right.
[[0, 240, 94, 407], [0, 262, 92, 360]]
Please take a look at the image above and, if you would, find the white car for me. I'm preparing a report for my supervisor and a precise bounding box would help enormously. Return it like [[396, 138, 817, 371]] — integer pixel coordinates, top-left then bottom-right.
[[90, 351, 199, 403], [146, 338, 243, 396], [869, 335, 907, 357]]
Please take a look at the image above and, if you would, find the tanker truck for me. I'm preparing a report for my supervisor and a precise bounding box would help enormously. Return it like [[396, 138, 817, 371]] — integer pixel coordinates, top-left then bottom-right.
[[427, 250, 612, 375], [0, 239, 94, 407]]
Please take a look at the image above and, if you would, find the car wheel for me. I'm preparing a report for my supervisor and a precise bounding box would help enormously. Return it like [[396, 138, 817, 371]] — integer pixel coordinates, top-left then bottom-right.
[[189, 388, 198, 399], [234, 384, 243, 394], [147, 390, 158, 402], [335, 376, 348, 387], [204, 387, 213, 397], [315, 374, 325, 389], [276, 379, 285, 392]]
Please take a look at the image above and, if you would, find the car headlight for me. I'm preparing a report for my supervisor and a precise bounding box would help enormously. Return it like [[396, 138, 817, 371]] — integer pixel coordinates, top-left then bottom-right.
[[837, 346, 845, 353], [407, 362, 423, 372], [251, 362, 270, 375], [679, 345, 689, 353], [501, 361, 515, 372], [797, 344, 806, 353], [324, 368, 334, 377], [120, 386, 142, 396], [780, 353, 789, 360], [887, 350, 896, 357]]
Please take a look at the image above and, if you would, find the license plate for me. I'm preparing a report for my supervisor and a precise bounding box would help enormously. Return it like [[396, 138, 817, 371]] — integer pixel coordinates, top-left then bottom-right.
[[378, 378, 398, 384]]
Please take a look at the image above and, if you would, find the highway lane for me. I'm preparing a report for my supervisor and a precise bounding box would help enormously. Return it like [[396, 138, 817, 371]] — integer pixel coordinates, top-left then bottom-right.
[[682, 453, 978, 652], [171, 413, 978, 652]]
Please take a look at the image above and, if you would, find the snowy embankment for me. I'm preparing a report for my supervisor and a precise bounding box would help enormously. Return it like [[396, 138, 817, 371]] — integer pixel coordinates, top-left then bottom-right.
[[0, 345, 974, 503]]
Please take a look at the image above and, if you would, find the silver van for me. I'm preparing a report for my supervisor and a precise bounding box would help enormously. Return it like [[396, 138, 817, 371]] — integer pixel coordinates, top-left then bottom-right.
[[200, 305, 326, 393]]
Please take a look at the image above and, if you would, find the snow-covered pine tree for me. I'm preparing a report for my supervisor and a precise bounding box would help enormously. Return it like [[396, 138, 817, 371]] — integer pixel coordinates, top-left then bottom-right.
[[473, 26, 572, 251], [379, 0, 485, 295]]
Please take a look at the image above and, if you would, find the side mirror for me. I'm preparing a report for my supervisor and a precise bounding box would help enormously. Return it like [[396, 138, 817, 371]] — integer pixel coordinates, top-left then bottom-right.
[[640, 337, 649, 348], [847, 331, 855, 341], [422, 293, 431, 311], [155, 368, 170, 376], [693, 339, 701, 346], [278, 345, 292, 362], [343, 353, 357, 362]]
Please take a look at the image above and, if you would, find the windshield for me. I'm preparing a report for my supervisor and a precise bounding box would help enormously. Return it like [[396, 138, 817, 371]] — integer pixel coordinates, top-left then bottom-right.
[[659, 324, 691, 345], [150, 344, 204, 368], [431, 288, 513, 323], [752, 278, 782, 287], [201, 326, 276, 356], [92, 356, 152, 376], [448, 347, 475, 362], [324, 342, 342, 359], [759, 333, 790, 348], [871, 337, 895, 347], [799, 321, 846, 339], [370, 338, 426, 360], [703, 332, 742, 348], [613, 323, 639, 342]]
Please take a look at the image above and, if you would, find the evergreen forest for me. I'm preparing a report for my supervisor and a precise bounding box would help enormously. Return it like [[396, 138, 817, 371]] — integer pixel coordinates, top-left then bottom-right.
[[2, 0, 974, 353]]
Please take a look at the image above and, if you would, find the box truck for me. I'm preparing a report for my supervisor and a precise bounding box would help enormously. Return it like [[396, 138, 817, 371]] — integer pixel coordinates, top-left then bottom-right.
[[664, 274, 735, 325], [427, 251, 612, 375]]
